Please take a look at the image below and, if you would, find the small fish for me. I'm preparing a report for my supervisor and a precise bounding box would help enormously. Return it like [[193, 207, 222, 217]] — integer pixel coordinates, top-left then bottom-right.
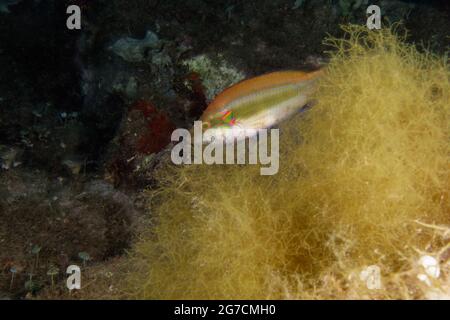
[[200, 69, 322, 140]]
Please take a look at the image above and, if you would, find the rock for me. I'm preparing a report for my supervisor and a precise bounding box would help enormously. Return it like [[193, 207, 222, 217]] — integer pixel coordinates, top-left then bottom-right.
[[0, 145, 23, 170], [0, 171, 138, 279], [125, 76, 138, 99], [112, 75, 139, 99], [62, 158, 84, 175], [110, 31, 162, 63], [0, 0, 22, 14]]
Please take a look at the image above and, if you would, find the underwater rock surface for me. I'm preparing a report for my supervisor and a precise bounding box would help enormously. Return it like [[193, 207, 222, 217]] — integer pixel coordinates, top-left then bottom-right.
[[0, 0, 22, 13], [110, 30, 162, 63]]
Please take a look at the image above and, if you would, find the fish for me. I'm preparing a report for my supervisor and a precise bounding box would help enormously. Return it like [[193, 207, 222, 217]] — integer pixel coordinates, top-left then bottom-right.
[[200, 69, 323, 140]]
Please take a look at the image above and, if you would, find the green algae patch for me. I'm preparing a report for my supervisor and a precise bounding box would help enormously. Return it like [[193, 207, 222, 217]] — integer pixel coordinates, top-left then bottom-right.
[[125, 25, 449, 299]]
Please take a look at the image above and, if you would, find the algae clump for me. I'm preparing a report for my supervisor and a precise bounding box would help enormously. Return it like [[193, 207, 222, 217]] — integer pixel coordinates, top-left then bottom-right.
[[126, 25, 449, 299]]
